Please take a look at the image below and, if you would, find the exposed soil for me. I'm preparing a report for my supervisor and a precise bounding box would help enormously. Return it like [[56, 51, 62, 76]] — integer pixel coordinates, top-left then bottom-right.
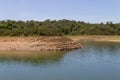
[[0, 36, 81, 51], [67, 35, 120, 43]]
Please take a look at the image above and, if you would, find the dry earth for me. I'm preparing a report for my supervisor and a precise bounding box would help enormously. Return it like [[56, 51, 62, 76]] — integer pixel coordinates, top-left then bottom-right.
[[0, 36, 81, 51], [67, 35, 120, 42]]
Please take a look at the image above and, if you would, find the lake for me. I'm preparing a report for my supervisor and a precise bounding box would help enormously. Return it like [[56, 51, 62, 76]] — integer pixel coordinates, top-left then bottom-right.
[[0, 42, 120, 80]]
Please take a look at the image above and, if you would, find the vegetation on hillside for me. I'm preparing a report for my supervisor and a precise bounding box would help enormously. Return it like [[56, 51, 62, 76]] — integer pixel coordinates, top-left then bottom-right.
[[0, 19, 120, 36]]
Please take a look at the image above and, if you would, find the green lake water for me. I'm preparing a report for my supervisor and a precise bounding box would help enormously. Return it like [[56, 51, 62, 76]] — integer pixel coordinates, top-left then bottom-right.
[[0, 42, 120, 80]]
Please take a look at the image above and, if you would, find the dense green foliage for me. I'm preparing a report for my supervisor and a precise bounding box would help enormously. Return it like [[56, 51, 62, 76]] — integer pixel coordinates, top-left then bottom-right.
[[0, 19, 120, 36]]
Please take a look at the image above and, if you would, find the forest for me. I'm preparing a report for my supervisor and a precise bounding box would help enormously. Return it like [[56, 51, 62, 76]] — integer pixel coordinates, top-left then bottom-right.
[[0, 19, 120, 36]]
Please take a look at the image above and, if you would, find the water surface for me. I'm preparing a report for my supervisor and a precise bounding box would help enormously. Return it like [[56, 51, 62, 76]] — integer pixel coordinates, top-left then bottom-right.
[[0, 42, 120, 80]]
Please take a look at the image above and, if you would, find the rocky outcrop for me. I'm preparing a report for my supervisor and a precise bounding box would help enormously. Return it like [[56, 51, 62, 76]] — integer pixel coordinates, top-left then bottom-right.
[[0, 36, 81, 51]]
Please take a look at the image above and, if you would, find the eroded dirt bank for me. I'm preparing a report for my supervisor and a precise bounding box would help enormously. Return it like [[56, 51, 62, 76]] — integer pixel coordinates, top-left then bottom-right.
[[0, 36, 81, 51]]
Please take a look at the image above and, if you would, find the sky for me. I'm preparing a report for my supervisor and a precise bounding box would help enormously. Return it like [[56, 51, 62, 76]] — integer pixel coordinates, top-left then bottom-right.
[[0, 0, 120, 23]]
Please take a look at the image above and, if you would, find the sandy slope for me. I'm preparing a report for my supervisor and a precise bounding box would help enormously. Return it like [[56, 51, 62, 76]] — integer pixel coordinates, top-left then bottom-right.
[[0, 36, 81, 51], [67, 35, 120, 42]]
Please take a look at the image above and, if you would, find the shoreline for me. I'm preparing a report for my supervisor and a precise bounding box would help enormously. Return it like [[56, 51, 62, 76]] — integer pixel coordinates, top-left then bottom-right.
[[67, 35, 120, 43], [0, 35, 120, 51], [0, 36, 81, 51]]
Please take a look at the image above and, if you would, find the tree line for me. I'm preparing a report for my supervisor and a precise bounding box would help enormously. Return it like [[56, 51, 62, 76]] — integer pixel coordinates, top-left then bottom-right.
[[0, 19, 120, 36]]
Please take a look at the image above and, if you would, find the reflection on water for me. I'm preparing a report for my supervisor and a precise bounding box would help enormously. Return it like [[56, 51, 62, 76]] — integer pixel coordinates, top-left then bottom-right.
[[0, 51, 65, 65], [0, 42, 120, 80]]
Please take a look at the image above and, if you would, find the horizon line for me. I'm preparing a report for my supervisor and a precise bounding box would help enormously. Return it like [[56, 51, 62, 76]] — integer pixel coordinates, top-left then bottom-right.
[[0, 19, 119, 24]]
